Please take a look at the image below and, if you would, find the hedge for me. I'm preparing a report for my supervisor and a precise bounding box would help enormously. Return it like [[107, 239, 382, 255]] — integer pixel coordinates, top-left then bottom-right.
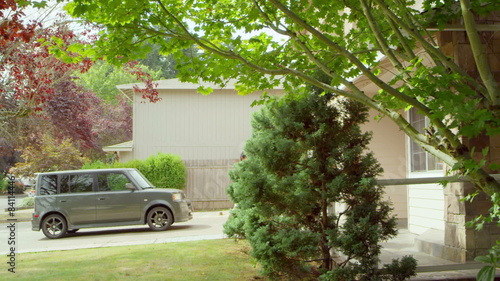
[[83, 153, 186, 190]]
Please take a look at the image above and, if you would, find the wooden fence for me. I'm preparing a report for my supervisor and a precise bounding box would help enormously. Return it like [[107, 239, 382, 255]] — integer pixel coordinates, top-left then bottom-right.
[[183, 159, 238, 210]]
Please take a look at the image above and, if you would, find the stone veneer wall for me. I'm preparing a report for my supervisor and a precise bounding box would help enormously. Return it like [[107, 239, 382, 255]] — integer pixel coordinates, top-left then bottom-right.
[[438, 10, 500, 263], [444, 182, 500, 263]]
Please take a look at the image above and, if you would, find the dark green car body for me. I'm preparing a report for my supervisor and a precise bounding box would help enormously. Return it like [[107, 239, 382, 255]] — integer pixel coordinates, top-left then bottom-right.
[[32, 168, 192, 239]]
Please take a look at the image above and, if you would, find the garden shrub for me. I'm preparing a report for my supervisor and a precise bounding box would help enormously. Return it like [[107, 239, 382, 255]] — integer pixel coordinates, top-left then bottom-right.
[[19, 197, 35, 208], [141, 153, 186, 189], [224, 88, 416, 280], [83, 153, 186, 189], [0, 178, 6, 193]]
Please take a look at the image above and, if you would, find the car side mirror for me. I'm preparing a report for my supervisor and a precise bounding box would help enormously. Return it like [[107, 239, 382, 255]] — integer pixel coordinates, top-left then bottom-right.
[[125, 183, 136, 191]]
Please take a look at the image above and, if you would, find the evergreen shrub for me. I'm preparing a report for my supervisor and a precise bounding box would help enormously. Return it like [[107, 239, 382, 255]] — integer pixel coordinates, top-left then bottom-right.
[[224, 89, 416, 280]]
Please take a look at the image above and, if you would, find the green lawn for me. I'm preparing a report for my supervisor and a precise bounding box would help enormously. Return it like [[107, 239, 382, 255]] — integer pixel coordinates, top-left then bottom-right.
[[3, 239, 263, 280]]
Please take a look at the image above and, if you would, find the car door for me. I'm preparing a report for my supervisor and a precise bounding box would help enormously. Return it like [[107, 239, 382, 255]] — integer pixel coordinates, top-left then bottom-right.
[[95, 172, 143, 224], [57, 173, 97, 225]]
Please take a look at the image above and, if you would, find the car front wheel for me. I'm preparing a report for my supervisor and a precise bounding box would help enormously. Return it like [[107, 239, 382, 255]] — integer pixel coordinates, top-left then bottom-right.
[[41, 214, 68, 239], [147, 207, 173, 231]]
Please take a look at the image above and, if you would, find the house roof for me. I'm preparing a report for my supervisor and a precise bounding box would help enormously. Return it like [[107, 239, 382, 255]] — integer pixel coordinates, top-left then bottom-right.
[[103, 140, 133, 152], [117, 78, 243, 90], [116, 77, 284, 100]]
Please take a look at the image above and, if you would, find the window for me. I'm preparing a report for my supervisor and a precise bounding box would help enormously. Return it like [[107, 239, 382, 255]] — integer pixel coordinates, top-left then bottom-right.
[[409, 108, 443, 172], [59, 174, 94, 193], [39, 175, 57, 195], [98, 173, 130, 191]]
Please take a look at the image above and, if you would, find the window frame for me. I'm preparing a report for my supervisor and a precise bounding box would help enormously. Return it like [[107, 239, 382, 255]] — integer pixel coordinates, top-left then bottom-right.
[[408, 108, 443, 173]]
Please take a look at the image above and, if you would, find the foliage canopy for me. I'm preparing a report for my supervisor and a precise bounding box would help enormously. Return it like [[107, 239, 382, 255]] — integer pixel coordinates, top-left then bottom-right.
[[64, 0, 500, 195]]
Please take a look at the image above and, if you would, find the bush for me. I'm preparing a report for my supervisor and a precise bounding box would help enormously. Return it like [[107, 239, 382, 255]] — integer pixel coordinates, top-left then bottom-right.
[[141, 153, 185, 189], [19, 197, 35, 208], [0, 178, 25, 194], [224, 89, 416, 280], [83, 153, 186, 190], [0, 178, 7, 194]]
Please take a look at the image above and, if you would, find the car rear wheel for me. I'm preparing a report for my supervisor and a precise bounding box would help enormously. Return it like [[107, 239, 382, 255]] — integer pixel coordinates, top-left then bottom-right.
[[147, 207, 173, 231], [41, 214, 67, 239]]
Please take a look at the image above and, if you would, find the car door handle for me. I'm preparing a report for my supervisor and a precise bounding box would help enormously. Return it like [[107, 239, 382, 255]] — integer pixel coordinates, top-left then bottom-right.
[[98, 197, 106, 201]]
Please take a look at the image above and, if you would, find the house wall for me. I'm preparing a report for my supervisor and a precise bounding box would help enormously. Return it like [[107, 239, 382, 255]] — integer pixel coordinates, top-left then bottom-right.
[[362, 108, 445, 234], [361, 109, 408, 221], [357, 57, 447, 233], [407, 173, 445, 235], [131, 88, 278, 210], [132, 89, 272, 161], [117, 151, 134, 163]]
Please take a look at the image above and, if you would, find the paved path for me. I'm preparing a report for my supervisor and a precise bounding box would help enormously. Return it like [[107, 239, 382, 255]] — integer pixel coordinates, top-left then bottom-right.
[[0, 211, 229, 254]]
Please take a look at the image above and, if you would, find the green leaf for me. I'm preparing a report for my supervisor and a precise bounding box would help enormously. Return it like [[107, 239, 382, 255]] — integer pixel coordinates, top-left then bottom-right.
[[489, 163, 500, 171], [197, 86, 213, 95], [477, 265, 496, 281], [475, 255, 494, 264]]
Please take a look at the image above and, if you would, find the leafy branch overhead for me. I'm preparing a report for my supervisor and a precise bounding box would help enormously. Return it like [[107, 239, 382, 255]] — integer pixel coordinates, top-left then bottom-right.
[[64, 0, 499, 194]]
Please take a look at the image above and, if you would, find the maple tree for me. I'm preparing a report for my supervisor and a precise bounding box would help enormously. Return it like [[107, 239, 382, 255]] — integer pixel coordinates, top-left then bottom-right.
[[90, 94, 133, 148], [64, 0, 500, 197], [1, 17, 93, 118], [0, 0, 38, 46], [0, 1, 160, 174], [75, 60, 163, 104], [10, 134, 90, 177]]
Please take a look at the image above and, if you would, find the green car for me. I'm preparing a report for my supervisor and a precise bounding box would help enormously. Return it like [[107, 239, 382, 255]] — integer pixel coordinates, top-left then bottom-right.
[[31, 168, 193, 239]]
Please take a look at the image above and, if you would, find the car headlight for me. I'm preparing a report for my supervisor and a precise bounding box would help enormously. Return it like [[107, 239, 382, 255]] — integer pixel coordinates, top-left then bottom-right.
[[172, 192, 184, 201]]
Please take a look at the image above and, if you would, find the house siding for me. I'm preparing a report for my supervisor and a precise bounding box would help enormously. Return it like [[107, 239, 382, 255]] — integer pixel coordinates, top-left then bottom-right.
[[407, 171, 446, 234], [361, 109, 408, 221], [133, 89, 270, 161], [130, 87, 279, 210]]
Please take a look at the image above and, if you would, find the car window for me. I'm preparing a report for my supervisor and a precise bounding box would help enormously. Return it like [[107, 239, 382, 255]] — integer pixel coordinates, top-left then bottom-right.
[[60, 174, 94, 193], [129, 170, 154, 188], [39, 175, 57, 195], [97, 173, 130, 191]]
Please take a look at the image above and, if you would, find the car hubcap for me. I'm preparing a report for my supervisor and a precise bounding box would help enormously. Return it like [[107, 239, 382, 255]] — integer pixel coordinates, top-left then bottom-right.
[[153, 211, 166, 226], [47, 218, 62, 235]]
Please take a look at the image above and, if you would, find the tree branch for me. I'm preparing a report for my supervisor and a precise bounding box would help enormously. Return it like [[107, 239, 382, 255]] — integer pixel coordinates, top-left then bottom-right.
[[460, 0, 500, 106]]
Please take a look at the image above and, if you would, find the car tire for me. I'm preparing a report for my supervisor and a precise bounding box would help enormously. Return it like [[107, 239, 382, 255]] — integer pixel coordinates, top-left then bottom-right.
[[147, 207, 173, 231], [41, 214, 68, 239]]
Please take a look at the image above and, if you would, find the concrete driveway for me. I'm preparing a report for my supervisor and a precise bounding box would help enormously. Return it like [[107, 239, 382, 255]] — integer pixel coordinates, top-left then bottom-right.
[[0, 211, 230, 254]]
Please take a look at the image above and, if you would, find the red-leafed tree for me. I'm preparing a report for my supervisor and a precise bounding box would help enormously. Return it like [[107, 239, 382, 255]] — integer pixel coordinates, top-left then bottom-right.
[[0, 0, 38, 46], [1, 24, 93, 117], [90, 95, 133, 147], [44, 80, 100, 150], [1, 2, 156, 174]]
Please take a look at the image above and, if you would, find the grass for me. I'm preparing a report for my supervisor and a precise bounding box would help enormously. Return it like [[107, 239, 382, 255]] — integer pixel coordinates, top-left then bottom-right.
[[2, 239, 263, 280]]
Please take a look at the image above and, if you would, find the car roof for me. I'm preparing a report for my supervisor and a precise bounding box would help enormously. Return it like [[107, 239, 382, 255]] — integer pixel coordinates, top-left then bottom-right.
[[36, 168, 138, 176]]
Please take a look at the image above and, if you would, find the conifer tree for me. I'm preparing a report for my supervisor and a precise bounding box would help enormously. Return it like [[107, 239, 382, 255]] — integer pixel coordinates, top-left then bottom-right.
[[224, 88, 416, 280]]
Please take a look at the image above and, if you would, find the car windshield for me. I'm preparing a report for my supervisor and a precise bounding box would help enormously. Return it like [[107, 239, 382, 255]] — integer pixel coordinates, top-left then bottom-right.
[[130, 170, 155, 189]]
